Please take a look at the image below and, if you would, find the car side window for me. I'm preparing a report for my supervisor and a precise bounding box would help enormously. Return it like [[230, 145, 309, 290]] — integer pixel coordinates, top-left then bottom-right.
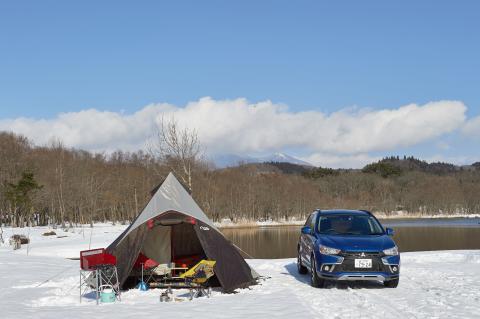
[[305, 213, 313, 227], [310, 213, 317, 231]]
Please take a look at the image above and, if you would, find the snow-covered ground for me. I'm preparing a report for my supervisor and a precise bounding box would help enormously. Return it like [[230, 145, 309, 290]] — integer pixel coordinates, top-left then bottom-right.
[[0, 225, 479, 318]]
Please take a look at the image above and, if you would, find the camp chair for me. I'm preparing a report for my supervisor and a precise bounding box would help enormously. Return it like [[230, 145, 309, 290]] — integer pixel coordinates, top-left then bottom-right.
[[179, 260, 216, 299]]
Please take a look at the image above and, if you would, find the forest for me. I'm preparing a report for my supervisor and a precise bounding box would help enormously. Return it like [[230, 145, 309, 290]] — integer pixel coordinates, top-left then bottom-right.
[[1, 130, 479, 227]]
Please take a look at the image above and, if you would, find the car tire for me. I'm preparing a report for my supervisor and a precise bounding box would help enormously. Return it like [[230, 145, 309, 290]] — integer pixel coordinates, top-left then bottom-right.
[[297, 250, 308, 274], [310, 255, 326, 288], [384, 278, 399, 288]]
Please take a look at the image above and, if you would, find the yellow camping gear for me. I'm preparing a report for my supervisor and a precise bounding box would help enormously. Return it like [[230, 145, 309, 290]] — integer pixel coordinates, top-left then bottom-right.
[[180, 259, 216, 284]]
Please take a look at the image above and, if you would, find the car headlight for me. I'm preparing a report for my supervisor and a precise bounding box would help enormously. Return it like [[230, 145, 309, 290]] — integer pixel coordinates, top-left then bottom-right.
[[383, 246, 399, 256], [319, 245, 341, 255]]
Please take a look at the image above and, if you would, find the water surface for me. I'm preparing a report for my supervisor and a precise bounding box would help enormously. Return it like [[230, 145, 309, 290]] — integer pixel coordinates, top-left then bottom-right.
[[222, 218, 480, 259]]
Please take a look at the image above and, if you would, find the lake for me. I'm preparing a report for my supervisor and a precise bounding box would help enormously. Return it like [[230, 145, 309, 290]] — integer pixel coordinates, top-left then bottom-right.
[[221, 218, 480, 259]]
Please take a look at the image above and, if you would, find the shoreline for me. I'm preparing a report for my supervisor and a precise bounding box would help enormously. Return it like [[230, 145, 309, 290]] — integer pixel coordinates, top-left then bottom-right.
[[1, 214, 479, 231], [215, 213, 480, 229]]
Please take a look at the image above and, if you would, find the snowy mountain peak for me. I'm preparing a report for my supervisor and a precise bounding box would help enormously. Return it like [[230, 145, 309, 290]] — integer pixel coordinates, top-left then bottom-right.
[[259, 153, 312, 166], [273, 152, 288, 159], [213, 153, 312, 168]]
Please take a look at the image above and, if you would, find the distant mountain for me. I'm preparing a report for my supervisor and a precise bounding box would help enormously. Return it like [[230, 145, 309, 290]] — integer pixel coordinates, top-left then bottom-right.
[[258, 152, 313, 167], [213, 152, 313, 168], [211, 154, 257, 168], [367, 156, 465, 175], [260, 161, 313, 175]]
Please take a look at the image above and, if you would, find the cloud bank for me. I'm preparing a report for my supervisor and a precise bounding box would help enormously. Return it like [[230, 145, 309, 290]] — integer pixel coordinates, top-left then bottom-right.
[[463, 115, 480, 137], [0, 98, 468, 167]]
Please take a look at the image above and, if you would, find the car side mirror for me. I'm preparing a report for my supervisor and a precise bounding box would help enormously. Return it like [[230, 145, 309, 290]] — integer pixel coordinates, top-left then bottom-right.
[[386, 227, 395, 236], [301, 226, 311, 235]]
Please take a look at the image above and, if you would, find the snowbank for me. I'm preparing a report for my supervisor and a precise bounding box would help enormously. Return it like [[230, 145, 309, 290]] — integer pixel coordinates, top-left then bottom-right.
[[0, 225, 479, 318]]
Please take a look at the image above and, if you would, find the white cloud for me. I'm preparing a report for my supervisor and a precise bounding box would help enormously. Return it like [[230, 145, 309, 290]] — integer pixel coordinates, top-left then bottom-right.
[[436, 141, 451, 151], [462, 115, 480, 137], [0, 104, 173, 152], [299, 153, 381, 169], [161, 98, 466, 155], [0, 98, 468, 163], [422, 154, 475, 166]]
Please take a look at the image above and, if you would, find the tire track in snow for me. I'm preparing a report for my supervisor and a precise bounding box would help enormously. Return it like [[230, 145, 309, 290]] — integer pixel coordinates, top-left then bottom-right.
[[278, 262, 413, 318], [275, 264, 388, 318]]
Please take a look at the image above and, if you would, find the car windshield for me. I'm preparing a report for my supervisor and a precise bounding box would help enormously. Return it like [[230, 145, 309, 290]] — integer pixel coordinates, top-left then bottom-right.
[[317, 215, 385, 235]]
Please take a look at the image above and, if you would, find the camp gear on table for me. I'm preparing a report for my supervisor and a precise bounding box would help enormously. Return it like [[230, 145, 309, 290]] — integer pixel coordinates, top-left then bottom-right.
[[150, 263, 172, 276], [155, 259, 216, 300]]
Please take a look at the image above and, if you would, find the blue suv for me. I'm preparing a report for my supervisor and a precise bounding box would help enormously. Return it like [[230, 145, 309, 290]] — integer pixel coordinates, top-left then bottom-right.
[[297, 209, 400, 288]]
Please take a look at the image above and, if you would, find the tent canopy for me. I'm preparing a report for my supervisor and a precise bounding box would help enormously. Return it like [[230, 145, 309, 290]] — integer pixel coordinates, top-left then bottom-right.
[[107, 173, 258, 292]]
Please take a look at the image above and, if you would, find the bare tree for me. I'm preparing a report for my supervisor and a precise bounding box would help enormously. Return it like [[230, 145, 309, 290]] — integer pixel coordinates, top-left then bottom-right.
[[49, 138, 68, 227], [1, 131, 480, 227], [149, 116, 201, 193]]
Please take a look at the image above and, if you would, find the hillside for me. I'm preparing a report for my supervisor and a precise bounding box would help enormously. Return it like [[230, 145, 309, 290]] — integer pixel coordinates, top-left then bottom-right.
[[376, 156, 460, 174], [1, 131, 479, 227]]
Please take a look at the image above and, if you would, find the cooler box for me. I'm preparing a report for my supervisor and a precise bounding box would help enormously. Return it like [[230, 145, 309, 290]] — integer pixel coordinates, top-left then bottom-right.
[[80, 248, 117, 270]]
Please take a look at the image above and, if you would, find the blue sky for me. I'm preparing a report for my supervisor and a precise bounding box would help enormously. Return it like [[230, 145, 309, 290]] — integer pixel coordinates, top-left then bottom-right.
[[0, 1, 479, 167]]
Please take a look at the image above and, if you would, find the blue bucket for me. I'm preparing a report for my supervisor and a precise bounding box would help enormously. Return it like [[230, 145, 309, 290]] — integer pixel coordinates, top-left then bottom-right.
[[137, 281, 149, 291], [99, 285, 116, 303]]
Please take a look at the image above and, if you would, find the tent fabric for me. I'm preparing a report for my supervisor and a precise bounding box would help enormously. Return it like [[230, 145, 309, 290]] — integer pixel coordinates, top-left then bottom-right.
[[109, 223, 148, 285], [142, 225, 171, 265], [106, 172, 258, 292], [194, 220, 255, 290], [171, 223, 204, 258], [124, 173, 218, 236]]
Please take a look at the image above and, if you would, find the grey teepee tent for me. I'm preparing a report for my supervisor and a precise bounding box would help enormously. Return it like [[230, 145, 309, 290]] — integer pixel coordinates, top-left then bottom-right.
[[107, 173, 258, 292]]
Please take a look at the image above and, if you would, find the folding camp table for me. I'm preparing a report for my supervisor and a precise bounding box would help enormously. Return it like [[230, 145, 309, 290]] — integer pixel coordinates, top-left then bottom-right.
[[141, 264, 188, 288], [79, 248, 121, 305], [149, 260, 216, 300], [80, 264, 121, 305]]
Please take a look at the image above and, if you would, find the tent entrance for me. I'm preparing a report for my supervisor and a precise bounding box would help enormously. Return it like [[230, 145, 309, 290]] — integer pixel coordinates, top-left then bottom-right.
[[140, 222, 206, 267], [171, 222, 206, 266], [124, 212, 207, 288]]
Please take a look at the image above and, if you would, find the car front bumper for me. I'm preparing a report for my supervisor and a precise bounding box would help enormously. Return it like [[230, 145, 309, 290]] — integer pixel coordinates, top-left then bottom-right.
[[315, 253, 400, 282], [319, 271, 399, 282]]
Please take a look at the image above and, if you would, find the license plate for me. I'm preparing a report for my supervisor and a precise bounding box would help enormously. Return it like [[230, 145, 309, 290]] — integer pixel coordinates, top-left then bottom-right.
[[354, 259, 372, 268]]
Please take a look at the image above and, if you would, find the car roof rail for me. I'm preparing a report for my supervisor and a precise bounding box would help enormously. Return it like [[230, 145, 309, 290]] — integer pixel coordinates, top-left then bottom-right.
[[359, 209, 373, 215]]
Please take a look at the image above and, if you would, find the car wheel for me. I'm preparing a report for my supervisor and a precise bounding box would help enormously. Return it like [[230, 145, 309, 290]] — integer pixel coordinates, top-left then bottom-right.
[[297, 250, 308, 274], [310, 255, 325, 288], [384, 278, 399, 288]]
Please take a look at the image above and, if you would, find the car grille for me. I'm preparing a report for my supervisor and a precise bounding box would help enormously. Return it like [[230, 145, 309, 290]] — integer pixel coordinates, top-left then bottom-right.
[[335, 251, 386, 272], [339, 251, 384, 258]]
